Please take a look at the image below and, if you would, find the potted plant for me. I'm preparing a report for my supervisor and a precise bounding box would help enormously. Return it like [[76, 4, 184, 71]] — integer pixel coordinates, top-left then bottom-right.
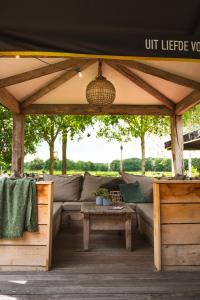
[[94, 188, 112, 206], [94, 188, 106, 205]]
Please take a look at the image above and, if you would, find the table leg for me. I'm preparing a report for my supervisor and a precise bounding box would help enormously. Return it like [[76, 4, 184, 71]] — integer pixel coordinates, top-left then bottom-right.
[[83, 214, 90, 251], [125, 216, 132, 251]]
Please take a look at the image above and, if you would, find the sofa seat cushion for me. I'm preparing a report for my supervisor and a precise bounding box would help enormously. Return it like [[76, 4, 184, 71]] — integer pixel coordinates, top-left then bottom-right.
[[80, 172, 124, 202], [126, 203, 136, 210], [44, 174, 83, 202], [135, 203, 153, 227], [121, 172, 154, 203], [53, 202, 63, 217], [62, 202, 82, 211]]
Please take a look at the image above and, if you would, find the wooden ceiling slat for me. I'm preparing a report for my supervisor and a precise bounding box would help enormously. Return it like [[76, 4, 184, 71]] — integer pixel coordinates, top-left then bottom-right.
[[108, 62, 175, 111], [0, 88, 20, 113]]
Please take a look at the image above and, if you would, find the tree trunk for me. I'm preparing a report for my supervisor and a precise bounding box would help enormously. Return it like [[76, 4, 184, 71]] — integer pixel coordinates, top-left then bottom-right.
[[141, 134, 145, 175], [62, 130, 67, 175], [120, 143, 123, 172], [49, 142, 54, 175]]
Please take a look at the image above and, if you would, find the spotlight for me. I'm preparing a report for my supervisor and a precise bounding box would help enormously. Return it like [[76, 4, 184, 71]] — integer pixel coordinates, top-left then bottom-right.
[[75, 67, 83, 78], [78, 71, 83, 78]]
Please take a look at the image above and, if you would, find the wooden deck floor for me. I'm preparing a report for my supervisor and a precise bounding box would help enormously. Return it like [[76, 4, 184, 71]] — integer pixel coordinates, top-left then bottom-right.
[[0, 226, 200, 299]]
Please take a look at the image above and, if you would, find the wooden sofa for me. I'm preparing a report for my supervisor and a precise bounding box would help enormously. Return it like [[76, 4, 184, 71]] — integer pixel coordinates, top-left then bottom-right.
[[0, 179, 153, 272], [50, 172, 154, 246]]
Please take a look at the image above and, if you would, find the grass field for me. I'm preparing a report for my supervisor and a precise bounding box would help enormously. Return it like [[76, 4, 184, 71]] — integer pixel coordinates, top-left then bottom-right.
[[25, 169, 173, 177]]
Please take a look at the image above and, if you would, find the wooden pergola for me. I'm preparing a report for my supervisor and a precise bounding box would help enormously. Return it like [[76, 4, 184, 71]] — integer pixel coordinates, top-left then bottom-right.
[[0, 1, 200, 282], [0, 56, 200, 175]]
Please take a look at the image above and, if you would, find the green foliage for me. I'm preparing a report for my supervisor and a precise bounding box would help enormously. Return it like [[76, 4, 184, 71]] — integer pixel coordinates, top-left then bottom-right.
[[110, 160, 120, 171], [97, 115, 170, 173], [61, 115, 94, 139], [94, 188, 109, 198], [97, 115, 170, 141], [0, 106, 12, 168], [25, 156, 200, 175], [25, 158, 45, 171], [192, 158, 200, 173], [0, 107, 41, 169], [27, 115, 95, 173], [123, 158, 141, 171], [29, 116, 63, 145], [24, 116, 42, 155], [183, 104, 200, 132]]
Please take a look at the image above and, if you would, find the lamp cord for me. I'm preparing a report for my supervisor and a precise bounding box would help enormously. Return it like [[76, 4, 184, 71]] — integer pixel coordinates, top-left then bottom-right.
[[35, 57, 81, 73], [98, 59, 102, 76]]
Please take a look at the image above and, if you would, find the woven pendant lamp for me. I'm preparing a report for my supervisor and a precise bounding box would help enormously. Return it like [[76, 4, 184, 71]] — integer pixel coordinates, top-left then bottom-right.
[[86, 60, 116, 106]]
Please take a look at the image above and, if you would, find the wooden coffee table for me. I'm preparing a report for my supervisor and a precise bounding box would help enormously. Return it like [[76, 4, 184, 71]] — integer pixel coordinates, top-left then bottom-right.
[[81, 203, 135, 251]]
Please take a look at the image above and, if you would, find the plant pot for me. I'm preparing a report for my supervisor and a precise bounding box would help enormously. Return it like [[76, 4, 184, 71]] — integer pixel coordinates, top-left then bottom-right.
[[103, 198, 112, 206], [96, 196, 103, 205]]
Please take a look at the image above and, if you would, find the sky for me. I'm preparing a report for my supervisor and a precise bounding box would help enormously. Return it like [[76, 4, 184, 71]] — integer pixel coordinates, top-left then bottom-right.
[[25, 126, 200, 163]]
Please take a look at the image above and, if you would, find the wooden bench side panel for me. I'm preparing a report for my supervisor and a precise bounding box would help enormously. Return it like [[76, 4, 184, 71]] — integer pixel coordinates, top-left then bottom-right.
[[0, 181, 53, 271], [154, 181, 200, 271], [160, 183, 200, 203]]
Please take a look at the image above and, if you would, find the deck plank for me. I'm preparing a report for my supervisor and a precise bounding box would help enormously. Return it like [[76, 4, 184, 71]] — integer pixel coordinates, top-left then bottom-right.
[[0, 225, 200, 299]]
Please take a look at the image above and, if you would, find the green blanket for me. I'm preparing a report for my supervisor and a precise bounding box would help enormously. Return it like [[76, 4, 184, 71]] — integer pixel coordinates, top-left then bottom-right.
[[0, 178, 38, 238]]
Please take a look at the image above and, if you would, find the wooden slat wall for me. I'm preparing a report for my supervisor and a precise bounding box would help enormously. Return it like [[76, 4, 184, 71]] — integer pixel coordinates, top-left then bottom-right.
[[154, 180, 200, 271], [0, 181, 53, 271]]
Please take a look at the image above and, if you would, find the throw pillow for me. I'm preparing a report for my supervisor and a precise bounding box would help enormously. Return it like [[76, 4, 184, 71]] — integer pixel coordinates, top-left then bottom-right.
[[43, 174, 83, 202], [79, 172, 123, 202], [100, 178, 125, 191], [119, 182, 145, 203], [120, 172, 154, 202]]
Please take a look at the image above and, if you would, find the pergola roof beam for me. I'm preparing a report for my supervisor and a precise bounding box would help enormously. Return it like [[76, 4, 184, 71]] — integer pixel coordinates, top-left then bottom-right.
[[112, 60, 200, 91], [0, 58, 89, 88], [176, 90, 200, 115], [21, 60, 96, 109], [22, 104, 174, 116], [0, 88, 20, 113], [108, 62, 175, 111]]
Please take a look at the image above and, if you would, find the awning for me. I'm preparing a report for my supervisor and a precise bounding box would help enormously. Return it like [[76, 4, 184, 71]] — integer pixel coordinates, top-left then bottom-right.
[[0, 0, 200, 59], [165, 130, 200, 150]]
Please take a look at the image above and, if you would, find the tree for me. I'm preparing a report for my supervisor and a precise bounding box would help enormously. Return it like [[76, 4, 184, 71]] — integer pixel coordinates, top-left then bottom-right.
[[0, 106, 41, 171], [27, 115, 94, 175], [60, 116, 94, 174], [97, 115, 169, 175], [183, 104, 200, 132], [29, 116, 63, 174], [25, 158, 45, 171], [0, 106, 12, 169]]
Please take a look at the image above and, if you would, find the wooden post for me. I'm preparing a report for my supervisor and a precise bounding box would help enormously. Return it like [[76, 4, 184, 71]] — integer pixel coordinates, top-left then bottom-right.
[[125, 215, 132, 250], [12, 113, 25, 175], [170, 115, 184, 176], [62, 129, 67, 175], [83, 214, 90, 251]]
